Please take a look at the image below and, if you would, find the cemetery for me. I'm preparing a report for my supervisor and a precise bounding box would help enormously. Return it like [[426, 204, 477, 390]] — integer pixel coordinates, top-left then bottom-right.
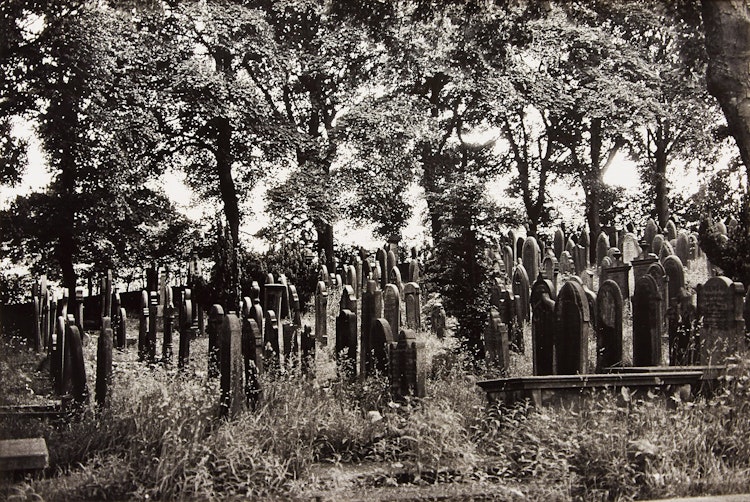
[[3, 1, 750, 501]]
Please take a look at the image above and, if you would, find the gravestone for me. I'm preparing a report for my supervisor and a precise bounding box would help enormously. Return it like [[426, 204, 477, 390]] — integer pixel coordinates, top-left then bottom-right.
[[697, 276, 746, 365], [249, 282, 263, 339], [96, 317, 113, 410], [162, 286, 174, 365], [244, 317, 262, 408], [665, 220, 678, 241], [602, 251, 631, 302], [600, 256, 613, 271], [299, 325, 315, 378], [138, 291, 149, 361], [644, 218, 659, 248], [376, 249, 387, 290], [219, 312, 246, 419], [596, 232, 610, 267], [559, 251, 573, 276], [383, 284, 401, 337], [208, 305, 224, 378], [361, 280, 383, 377], [354, 257, 363, 299], [596, 280, 623, 371], [574, 245, 588, 276], [389, 329, 426, 399], [675, 231, 690, 265], [745, 287, 750, 336], [340, 285, 357, 313], [688, 233, 700, 260], [582, 228, 593, 264], [530, 276, 557, 375], [509, 229, 520, 263], [522, 236, 541, 285], [659, 240, 675, 263], [53, 316, 68, 395], [632, 274, 663, 366], [336, 309, 358, 380], [278, 274, 291, 320], [554, 281, 592, 375], [264, 310, 279, 371], [512, 264, 531, 324], [515, 236, 524, 266], [502, 245, 514, 277], [179, 291, 193, 369], [566, 236, 576, 256], [632, 245, 659, 285], [484, 308, 509, 373], [553, 228, 565, 259], [67, 324, 89, 409], [366, 318, 393, 377], [264, 284, 287, 365], [75, 287, 84, 337], [408, 250, 420, 283], [621, 233, 641, 264], [430, 305, 446, 339], [716, 221, 728, 235], [147, 291, 158, 362], [404, 282, 421, 330], [315, 281, 328, 346], [648, 262, 669, 339], [346, 265, 357, 293], [319, 265, 330, 287], [386, 250, 398, 286], [116, 307, 127, 349], [541, 255, 559, 291], [663, 255, 690, 365], [389, 266, 404, 296], [651, 234, 666, 257]]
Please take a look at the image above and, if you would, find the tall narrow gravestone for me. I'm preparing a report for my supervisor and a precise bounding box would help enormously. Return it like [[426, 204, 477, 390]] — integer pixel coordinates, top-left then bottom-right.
[[596, 280, 623, 371], [208, 305, 224, 378], [632, 274, 663, 366], [675, 231, 690, 265], [502, 246, 514, 277], [389, 329, 426, 400], [596, 232, 610, 267], [404, 282, 421, 330], [648, 262, 669, 339], [361, 280, 383, 377], [522, 236, 541, 285], [383, 284, 401, 337], [697, 276, 746, 365], [376, 249, 387, 291], [531, 276, 557, 376], [366, 318, 393, 377], [644, 218, 658, 248], [315, 281, 328, 346], [219, 312, 246, 419], [67, 323, 89, 409], [138, 291, 148, 361], [542, 255, 559, 292], [484, 308, 509, 374], [663, 255, 689, 365], [336, 308, 357, 380], [555, 281, 591, 374], [512, 264, 530, 324], [179, 291, 193, 369], [386, 250, 398, 288], [96, 317, 113, 411], [553, 228, 565, 259], [148, 291, 159, 362]]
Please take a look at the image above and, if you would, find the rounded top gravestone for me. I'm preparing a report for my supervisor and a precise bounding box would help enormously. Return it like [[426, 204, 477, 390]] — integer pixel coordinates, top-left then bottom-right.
[[665, 220, 678, 241], [553, 228, 565, 259], [651, 234, 665, 257], [522, 236, 541, 284], [596, 232, 610, 267], [555, 280, 592, 375], [644, 218, 658, 247]]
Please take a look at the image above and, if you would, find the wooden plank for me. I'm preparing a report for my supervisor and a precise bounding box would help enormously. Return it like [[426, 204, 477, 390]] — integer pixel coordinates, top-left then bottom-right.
[[0, 438, 49, 471]]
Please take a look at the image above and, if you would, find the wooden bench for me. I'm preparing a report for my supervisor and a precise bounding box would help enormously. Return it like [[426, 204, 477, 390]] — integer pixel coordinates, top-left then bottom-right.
[[0, 438, 49, 472]]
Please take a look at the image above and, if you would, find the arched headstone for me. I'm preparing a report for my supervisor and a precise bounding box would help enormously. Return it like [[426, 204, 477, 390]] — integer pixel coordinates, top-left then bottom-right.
[[553, 228, 565, 259], [554, 281, 591, 374], [633, 274, 662, 366], [531, 276, 557, 375], [522, 236, 541, 284], [596, 280, 623, 371]]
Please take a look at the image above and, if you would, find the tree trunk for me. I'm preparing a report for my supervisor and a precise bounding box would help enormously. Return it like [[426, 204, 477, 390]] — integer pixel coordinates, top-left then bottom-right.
[[315, 219, 335, 272], [215, 117, 240, 245], [56, 87, 78, 293], [585, 179, 602, 264], [654, 141, 669, 228]]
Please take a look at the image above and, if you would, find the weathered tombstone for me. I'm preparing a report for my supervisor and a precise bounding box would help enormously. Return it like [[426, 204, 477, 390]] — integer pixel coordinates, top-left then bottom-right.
[[360, 281, 381, 378], [162, 286, 174, 365], [688, 233, 700, 260], [515, 236, 524, 266], [579, 228, 590, 267], [404, 282, 421, 330], [264, 284, 287, 365], [244, 317, 262, 408], [277, 274, 291, 320], [663, 255, 690, 365], [366, 318, 393, 376], [101, 269, 113, 321], [408, 248, 420, 283], [604, 226, 619, 250], [340, 285, 357, 313], [565, 236, 576, 258], [53, 316, 69, 395], [697, 276, 746, 365], [389, 329, 426, 400], [553, 228, 565, 259], [178, 292, 193, 369], [67, 324, 89, 408], [512, 264, 531, 324], [603, 251, 631, 302], [336, 309, 358, 380], [596, 280, 623, 371], [319, 265, 330, 287], [345, 265, 357, 292], [389, 266, 404, 297], [315, 281, 328, 346], [249, 281, 263, 339], [522, 236, 541, 285], [574, 244, 587, 276], [621, 233, 641, 264], [596, 232, 610, 267], [484, 309, 509, 373], [208, 305, 225, 377], [509, 229, 520, 262], [502, 245, 514, 277], [31, 290, 42, 353], [559, 251, 573, 276], [430, 305, 446, 339], [648, 262, 669, 339], [335, 273, 343, 291], [541, 255, 559, 291], [675, 231, 690, 265], [147, 291, 158, 362], [74, 287, 85, 336], [383, 284, 401, 337], [651, 234, 666, 257], [530, 276, 557, 375], [264, 309, 280, 370], [96, 317, 113, 410], [600, 256, 613, 271], [644, 219, 659, 248], [632, 274, 663, 366], [632, 244, 659, 285], [659, 240, 675, 263], [116, 306, 127, 350], [554, 281, 592, 374], [138, 291, 148, 361], [665, 220, 678, 241], [219, 312, 246, 419], [354, 257, 363, 299], [376, 249, 387, 290], [386, 250, 397, 285], [300, 325, 315, 378]]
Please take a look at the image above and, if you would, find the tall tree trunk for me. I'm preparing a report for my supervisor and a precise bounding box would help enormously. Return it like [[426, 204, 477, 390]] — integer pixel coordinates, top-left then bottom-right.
[[55, 86, 78, 293], [654, 141, 669, 228], [215, 117, 240, 245], [585, 178, 602, 263], [702, 0, 750, 226], [315, 219, 335, 272]]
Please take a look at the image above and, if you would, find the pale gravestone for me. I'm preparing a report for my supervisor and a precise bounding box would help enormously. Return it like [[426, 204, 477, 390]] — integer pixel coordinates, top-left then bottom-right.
[[596, 232, 610, 267], [554, 281, 592, 375], [559, 251, 573, 276], [688, 233, 700, 260], [248, 282, 264, 344], [621, 233, 641, 264], [632, 274, 663, 366], [96, 316, 113, 410], [404, 282, 421, 330], [315, 281, 328, 346], [509, 229, 521, 263], [659, 240, 675, 263], [219, 312, 246, 419], [502, 245, 514, 278], [138, 290, 149, 361], [716, 221, 728, 235], [484, 308, 509, 374], [553, 228, 565, 259], [389, 266, 403, 297], [644, 218, 659, 248], [389, 329, 426, 400], [386, 250, 398, 287], [409, 248, 420, 283], [665, 220, 678, 241], [697, 276, 746, 365], [651, 234, 666, 257], [541, 255, 559, 291], [383, 284, 401, 338], [361, 280, 383, 376], [522, 236, 541, 285], [179, 291, 193, 369], [596, 280, 623, 371], [566, 237, 576, 257], [575, 245, 588, 276], [675, 231, 690, 265], [531, 276, 556, 375]]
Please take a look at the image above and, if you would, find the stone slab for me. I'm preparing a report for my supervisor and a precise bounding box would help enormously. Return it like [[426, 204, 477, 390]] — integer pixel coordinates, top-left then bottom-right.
[[0, 438, 49, 471]]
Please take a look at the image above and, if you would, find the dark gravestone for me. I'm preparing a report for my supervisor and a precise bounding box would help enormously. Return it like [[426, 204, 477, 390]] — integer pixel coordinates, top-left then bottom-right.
[[502, 246, 514, 277], [509, 229, 520, 263], [264, 310, 280, 371], [566, 237, 576, 257], [116, 307, 127, 349], [663, 255, 689, 365], [554, 281, 591, 375], [404, 282, 421, 330], [361, 280, 383, 377], [264, 284, 286, 366], [596, 280, 623, 371], [553, 228, 565, 259], [53, 316, 68, 395], [522, 236, 541, 285], [179, 293, 193, 369], [67, 324, 89, 409], [138, 291, 148, 361], [484, 308, 509, 374], [219, 312, 246, 419], [147, 291, 158, 362], [596, 232, 610, 267], [515, 236, 524, 267], [300, 325, 316, 378], [745, 286, 750, 336], [512, 264, 530, 325], [633, 274, 663, 366], [208, 305, 225, 378], [96, 317, 113, 410], [384, 284, 401, 337], [697, 276, 746, 365], [541, 256, 559, 291], [376, 249, 387, 291], [492, 282, 522, 354], [389, 329, 426, 400], [675, 231, 690, 265], [531, 276, 557, 376], [644, 218, 659, 248], [648, 262, 669, 340], [665, 220, 678, 241], [243, 318, 262, 409], [319, 265, 330, 288], [367, 318, 394, 377], [389, 266, 403, 297], [340, 285, 357, 313], [355, 257, 364, 299], [574, 245, 588, 276], [659, 240, 675, 263], [632, 248, 659, 285], [430, 305, 446, 339], [336, 309, 358, 380], [408, 257, 420, 283], [603, 253, 631, 302], [249, 282, 264, 342], [162, 286, 174, 365]]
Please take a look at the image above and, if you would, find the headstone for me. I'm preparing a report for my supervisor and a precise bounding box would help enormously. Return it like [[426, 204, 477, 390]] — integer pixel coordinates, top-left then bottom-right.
[[688, 233, 700, 260], [408, 256, 420, 284], [651, 234, 666, 257], [632, 274, 663, 366], [697, 276, 746, 365], [366, 318, 393, 377], [648, 262, 669, 339], [315, 281, 328, 346], [376, 249, 387, 290], [383, 284, 401, 337], [554, 281, 592, 374], [389, 329, 426, 399], [208, 304, 224, 377], [404, 282, 421, 330], [430, 305, 446, 339], [138, 290, 149, 361], [596, 232, 610, 267], [67, 324, 89, 409], [386, 250, 397, 286], [336, 309, 357, 380], [515, 236, 524, 266], [243, 317, 262, 408], [665, 220, 678, 241], [632, 245, 659, 285], [621, 233, 641, 264], [530, 276, 557, 375], [249, 281, 263, 339], [663, 255, 690, 365], [644, 219, 658, 248], [354, 257, 363, 299], [509, 229, 520, 262], [389, 266, 403, 296], [522, 236, 541, 285], [502, 246, 514, 277], [147, 291, 158, 362], [300, 325, 316, 378], [264, 309, 280, 370], [346, 265, 357, 293], [596, 280, 623, 371], [574, 245, 588, 276], [54, 316, 68, 395], [659, 240, 675, 263], [319, 265, 330, 287], [541, 255, 559, 291], [96, 317, 113, 410], [559, 251, 573, 276], [484, 309, 509, 373], [675, 231, 690, 265], [553, 228, 565, 259], [579, 228, 590, 267], [162, 286, 174, 365], [179, 292, 193, 368], [512, 264, 530, 324], [602, 251, 631, 302], [219, 312, 246, 419], [74, 287, 84, 336], [340, 285, 357, 313]]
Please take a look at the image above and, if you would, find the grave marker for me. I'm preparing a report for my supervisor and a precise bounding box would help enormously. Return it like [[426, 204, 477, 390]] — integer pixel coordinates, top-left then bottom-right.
[[219, 312, 246, 419], [389, 329, 426, 399], [621, 233, 641, 264], [675, 231, 690, 265], [644, 218, 658, 247], [384, 284, 401, 337], [484, 308, 509, 373], [96, 317, 113, 410], [67, 324, 89, 408], [652, 234, 666, 257], [208, 304, 224, 377], [632, 274, 663, 366], [522, 236, 541, 284], [138, 291, 148, 361], [315, 281, 328, 346], [596, 232, 610, 267], [531, 276, 556, 375], [430, 305, 446, 339], [554, 281, 591, 375], [376, 249, 387, 290], [404, 282, 421, 330], [336, 309, 358, 380], [367, 318, 394, 376], [697, 276, 746, 365], [553, 228, 565, 259], [596, 280, 623, 371]]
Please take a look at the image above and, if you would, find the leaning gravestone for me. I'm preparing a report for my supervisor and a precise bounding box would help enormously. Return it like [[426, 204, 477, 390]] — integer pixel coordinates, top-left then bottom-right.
[[522, 236, 541, 285], [531, 276, 556, 375], [632, 274, 663, 366], [697, 276, 746, 365], [484, 308, 509, 374], [554, 280, 592, 375], [389, 329, 426, 400], [596, 280, 623, 371], [553, 228, 565, 259], [219, 312, 246, 419], [404, 282, 421, 330]]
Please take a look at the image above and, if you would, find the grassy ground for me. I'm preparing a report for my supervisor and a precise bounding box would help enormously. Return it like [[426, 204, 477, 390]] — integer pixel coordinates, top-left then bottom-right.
[[2, 258, 749, 501]]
